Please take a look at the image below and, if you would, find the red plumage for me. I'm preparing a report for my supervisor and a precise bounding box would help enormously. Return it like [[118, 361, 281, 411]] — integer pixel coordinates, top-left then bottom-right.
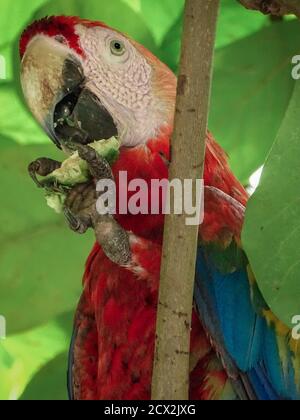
[[19, 15, 249, 399], [72, 132, 248, 400], [19, 16, 108, 58]]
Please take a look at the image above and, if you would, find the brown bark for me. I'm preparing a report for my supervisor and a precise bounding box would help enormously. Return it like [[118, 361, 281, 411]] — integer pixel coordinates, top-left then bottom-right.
[[151, 0, 220, 400], [238, 0, 300, 18]]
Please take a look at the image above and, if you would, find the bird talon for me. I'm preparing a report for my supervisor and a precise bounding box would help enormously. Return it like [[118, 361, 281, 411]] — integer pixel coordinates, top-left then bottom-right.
[[64, 141, 113, 181], [64, 208, 89, 234], [28, 162, 44, 188], [43, 179, 69, 194], [28, 158, 62, 188]]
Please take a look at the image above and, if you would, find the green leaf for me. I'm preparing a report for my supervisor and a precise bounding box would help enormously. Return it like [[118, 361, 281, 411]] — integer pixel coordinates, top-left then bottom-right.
[[20, 352, 69, 400], [210, 20, 298, 182], [0, 44, 14, 83], [243, 81, 300, 328], [215, 1, 268, 50], [0, 346, 16, 399], [140, 0, 184, 45], [0, 0, 48, 48], [157, 14, 182, 73], [0, 0, 49, 83], [122, 0, 141, 13], [0, 143, 92, 333], [33, 0, 157, 52], [0, 84, 49, 145], [0, 312, 73, 400], [158, 1, 268, 73]]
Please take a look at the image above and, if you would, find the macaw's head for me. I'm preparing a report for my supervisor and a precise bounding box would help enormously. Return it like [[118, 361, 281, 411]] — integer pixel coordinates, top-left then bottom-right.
[[20, 16, 176, 149]]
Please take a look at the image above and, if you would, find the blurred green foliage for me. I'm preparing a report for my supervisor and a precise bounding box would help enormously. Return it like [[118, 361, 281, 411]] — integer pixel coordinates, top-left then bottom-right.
[[243, 80, 300, 328], [0, 0, 298, 400]]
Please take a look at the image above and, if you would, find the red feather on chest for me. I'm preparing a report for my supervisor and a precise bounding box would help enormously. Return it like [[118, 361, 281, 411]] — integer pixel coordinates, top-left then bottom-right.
[[73, 131, 247, 400]]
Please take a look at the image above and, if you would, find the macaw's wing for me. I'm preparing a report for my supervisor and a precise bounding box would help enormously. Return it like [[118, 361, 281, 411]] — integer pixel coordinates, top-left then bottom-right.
[[195, 187, 300, 400]]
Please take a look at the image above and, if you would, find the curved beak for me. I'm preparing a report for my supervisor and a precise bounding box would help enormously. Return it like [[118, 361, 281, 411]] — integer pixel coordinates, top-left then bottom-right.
[[21, 37, 118, 149]]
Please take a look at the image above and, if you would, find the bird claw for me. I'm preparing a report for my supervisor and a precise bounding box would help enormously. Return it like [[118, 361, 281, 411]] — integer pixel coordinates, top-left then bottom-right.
[[43, 179, 69, 194], [64, 140, 114, 181], [28, 158, 62, 189], [29, 149, 129, 266], [63, 181, 95, 234], [28, 162, 44, 188], [62, 172, 131, 265], [64, 207, 89, 234]]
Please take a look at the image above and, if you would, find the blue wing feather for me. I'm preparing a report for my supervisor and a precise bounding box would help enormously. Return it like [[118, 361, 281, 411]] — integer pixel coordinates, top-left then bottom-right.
[[195, 245, 300, 400]]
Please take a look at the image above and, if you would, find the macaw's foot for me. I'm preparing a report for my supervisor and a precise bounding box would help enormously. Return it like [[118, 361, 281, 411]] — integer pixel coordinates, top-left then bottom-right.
[[64, 181, 96, 234], [64, 207, 89, 234], [64, 183, 131, 265], [63, 181, 131, 266], [92, 214, 132, 266], [65, 141, 114, 180], [28, 158, 61, 188]]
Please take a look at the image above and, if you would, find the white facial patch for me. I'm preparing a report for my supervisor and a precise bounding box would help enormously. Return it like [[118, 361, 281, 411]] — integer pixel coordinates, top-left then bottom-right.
[[78, 27, 152, 109], [76, 25, 171, 147]]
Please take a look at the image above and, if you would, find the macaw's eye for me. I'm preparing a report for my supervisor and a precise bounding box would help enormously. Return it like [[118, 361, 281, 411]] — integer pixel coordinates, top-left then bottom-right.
[[110, 40, 126, 56]]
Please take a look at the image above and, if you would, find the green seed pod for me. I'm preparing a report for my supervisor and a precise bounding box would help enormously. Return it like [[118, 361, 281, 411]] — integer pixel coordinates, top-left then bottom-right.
[[43, 137, 120, 213]]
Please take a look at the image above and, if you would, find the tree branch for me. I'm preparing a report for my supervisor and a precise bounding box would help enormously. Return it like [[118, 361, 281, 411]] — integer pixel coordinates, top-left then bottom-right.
[[151, 0, 220, 400], [238, 0, 300, 18]]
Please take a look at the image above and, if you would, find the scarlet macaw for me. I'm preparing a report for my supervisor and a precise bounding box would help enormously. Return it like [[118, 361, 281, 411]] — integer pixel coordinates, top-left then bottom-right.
[[20, 16, 300, 400]]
